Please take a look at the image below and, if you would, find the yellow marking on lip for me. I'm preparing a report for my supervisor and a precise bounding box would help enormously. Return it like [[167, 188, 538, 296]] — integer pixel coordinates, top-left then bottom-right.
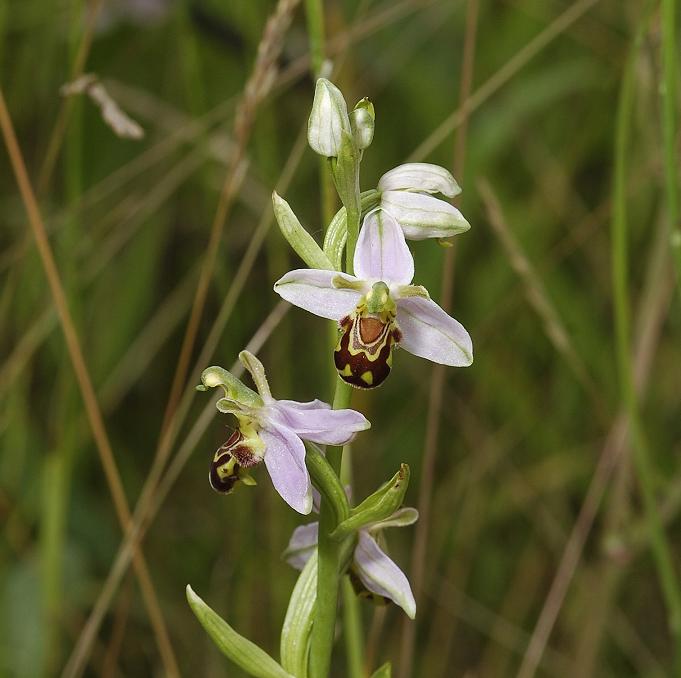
[[340, 364, 353, 377], [360, 370, 374, 386]]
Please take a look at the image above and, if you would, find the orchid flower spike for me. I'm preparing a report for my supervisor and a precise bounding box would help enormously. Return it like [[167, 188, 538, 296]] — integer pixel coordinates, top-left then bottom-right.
[[378, 163, 470, 240], [284, 500, 419, 618], [198, 351, 370, 514], [274, 209, 473, 389]]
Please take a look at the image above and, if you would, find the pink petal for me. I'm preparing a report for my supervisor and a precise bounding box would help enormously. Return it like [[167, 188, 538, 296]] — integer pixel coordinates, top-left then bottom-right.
[[283, 522, 319, 570], [396, 296, 473, 366], [269, 401, 370, 446], [260, 426, 313, 514], [274, 269, 362, 321], [353, 210, 414, 284], [354, 532, 416, 619]]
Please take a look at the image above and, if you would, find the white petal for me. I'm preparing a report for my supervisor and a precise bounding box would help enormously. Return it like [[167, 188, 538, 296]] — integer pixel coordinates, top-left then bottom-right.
[[354, 532, 416, 619], [378, 163, 461, 197], [381, 191, 470, 241], [307, 78, 351, 157], [283, 523, 319, 570], [353, 210, 414, 284], [396, 296, 473, 366], [274, 269, 363, 321], [260, 426, 313, 514]]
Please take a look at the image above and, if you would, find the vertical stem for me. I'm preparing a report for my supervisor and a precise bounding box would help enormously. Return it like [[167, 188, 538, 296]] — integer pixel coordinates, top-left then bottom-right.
[[612, 29, 681, 667], [304, 0, 325, 77], [304, 1, 364, 675], [660, 0, 681, 291], [310, 382, 351, 678], [310, 191, 361, 676], [342, 576, 365, 678]]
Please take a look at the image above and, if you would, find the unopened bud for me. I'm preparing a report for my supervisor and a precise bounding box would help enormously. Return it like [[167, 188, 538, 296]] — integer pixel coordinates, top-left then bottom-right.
[[350, 98, 375, 150], [307, 78, 351, 157]]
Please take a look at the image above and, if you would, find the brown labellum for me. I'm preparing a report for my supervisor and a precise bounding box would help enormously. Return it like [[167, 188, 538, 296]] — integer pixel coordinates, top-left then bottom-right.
[[208, 429, 258, 494], [334, 312, 401, 389]]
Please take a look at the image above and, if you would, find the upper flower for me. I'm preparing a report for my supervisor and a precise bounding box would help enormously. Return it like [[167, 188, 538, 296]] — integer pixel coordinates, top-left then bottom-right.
[[199, 351, 370, 514], [273, 209, 473, 389], [284, 498, 419, 618], [377, 163, 470, 241]]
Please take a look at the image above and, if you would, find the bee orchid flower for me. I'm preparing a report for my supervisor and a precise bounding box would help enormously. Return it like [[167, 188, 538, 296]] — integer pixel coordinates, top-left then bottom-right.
[[378, 162, 470, 241], [274, 209, 473, 389], [199, 351, 370, 514], [284, 501, 419, 618]]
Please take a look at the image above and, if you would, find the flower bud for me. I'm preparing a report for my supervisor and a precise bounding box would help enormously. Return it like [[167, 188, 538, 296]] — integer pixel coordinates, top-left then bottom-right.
[[349, 98, 375, 150], [307, 78, 351, 157]]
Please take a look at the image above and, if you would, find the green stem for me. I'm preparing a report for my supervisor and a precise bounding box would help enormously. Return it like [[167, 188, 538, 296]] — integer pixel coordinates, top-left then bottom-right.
[[309, 210, 359, 677], [612, 20, 681, 665], [345, 204, 360, 275], [660, 0, 681, 293], [304, 0, 325, 78], [309, 381, 350, 678], [342, 577, 365, 678], [304, 3, 364, 664]]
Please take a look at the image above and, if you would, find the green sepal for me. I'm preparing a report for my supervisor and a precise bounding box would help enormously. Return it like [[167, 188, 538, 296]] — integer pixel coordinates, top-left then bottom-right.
[[323, 190, 380, 269], [186, 585, 294, 678], [280, 551, 317, 678], [272, 192, 336, 271], [370, 662, 392, 678], [304, 442, 350, 527], [200, 366, 262, 408], [330, 464, 410, 541], [330, 129, 360, 218]]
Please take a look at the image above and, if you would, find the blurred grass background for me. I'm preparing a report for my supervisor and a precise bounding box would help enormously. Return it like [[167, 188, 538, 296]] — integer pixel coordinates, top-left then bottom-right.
[[2, 0, 681, 676]]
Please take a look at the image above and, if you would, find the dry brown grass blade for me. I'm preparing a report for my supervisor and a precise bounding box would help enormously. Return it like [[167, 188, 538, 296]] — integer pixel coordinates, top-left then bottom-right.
[[62, 111, 307, 678], [408, 0, 601, 161], [514, 222, 674, 678], [61, 300, 290, 678], [399, 3, 479, 676], [569, 213, 674, 677], [478, 179, 604, 416], [38, 0, 106, 191], [159, 0, 300, 443], [0, 89, 181, 678]]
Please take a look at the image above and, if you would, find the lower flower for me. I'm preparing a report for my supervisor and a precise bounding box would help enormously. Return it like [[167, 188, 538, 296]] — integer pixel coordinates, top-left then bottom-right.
[[284, 502, 418, 618]]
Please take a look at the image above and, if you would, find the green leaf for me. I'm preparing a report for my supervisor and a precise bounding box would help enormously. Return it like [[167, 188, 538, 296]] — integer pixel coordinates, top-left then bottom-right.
[[330, 464, 410, 540], [323, 190, 380, 269], [186, 585, 295, 678], [280, 551, 317, 678], [272, 192, 335, 271], [370, 661, 392, 678]]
